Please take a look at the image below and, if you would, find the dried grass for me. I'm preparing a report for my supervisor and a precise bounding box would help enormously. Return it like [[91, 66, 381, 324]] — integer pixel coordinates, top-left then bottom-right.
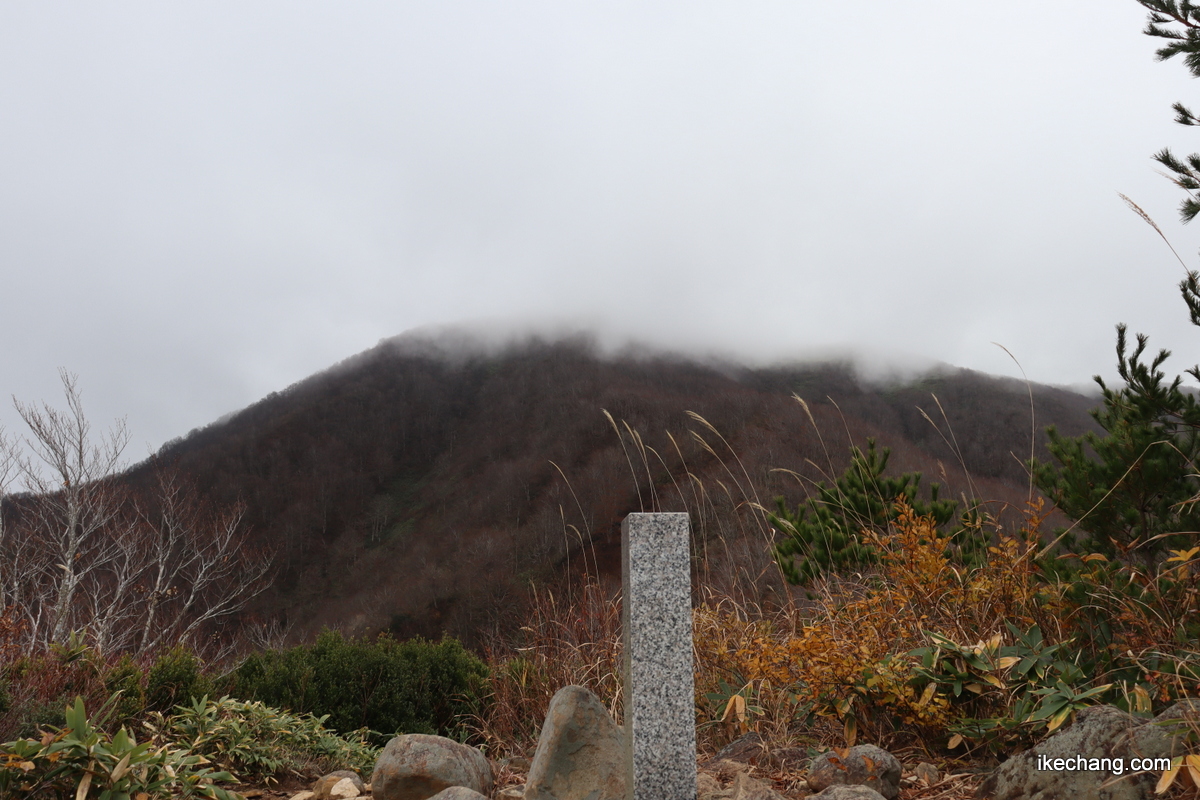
[[471, 403, 1199, 797], [472, 579, 623, 757]]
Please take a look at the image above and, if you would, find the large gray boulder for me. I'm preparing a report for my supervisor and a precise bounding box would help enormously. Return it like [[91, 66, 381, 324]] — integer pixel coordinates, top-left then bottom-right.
[[978, 701, 1200, 800], [524, 685, 625, 800], [371, 733, 493, 800], [807, 744, 901, 800]]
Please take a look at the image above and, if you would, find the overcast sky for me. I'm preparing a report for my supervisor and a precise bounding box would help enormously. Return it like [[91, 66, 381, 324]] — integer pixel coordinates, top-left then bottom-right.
[[2, 1, 1198, 457]]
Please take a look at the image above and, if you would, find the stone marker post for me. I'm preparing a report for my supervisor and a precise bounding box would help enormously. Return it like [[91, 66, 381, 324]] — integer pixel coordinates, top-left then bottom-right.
[[621, 512, 697, 800]]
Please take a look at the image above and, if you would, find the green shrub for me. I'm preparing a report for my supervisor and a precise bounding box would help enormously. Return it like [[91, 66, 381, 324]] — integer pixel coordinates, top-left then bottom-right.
[[103, 654, 147, 727], [0, 696, 239, 799], [221, 639, 315, 717], [769, 439, 983, 585], [9, 699, 68, 741], [909, 625, 1114, 753], [226, 630, 489, 743], [151, 694, 379, 780], [147, 645, 212, 713]]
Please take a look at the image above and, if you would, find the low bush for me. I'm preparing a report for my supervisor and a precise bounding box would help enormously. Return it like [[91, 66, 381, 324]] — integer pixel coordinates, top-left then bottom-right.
[[0, 691, 379, 797], [695, 501, 1067, 751], [0, 638, 111, 741], [146, 644, 213, 713], [0, 696, 239, 799], [148, 694, 379, 781], [0, 636, 224, 742], [103, 653, 147, 727], [225, 630, 488, 744]]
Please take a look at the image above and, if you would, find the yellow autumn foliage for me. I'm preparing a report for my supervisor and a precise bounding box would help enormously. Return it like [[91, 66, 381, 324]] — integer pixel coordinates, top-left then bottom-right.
[[693, 500, 1057, 746]]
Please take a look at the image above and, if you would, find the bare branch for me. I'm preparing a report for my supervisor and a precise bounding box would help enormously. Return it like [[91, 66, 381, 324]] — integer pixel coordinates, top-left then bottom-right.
[[0, 376, 274, 655]]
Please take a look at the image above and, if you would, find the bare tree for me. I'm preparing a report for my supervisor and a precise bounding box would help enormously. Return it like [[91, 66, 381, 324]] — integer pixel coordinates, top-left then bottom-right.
[[130, 464, 272, 653], [1, 372, 274, 654], [82, 511, 150, 654], [0, 426, 21, 611], [241, 615, 294, 652], [9, 370, 129, 645]]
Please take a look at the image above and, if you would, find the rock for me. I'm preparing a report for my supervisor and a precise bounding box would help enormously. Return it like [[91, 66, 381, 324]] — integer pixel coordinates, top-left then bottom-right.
[[767, 746, 808, 770], [697, 772, 722, 797], [913, 762, 939, 785], [709, 758, 752, 782], [426, 789, 488, 800], [697, 772, 788, 800], [289, 793, 315, 800], [726, 772, 787, 800], [524, 685, 625, 800], [809, 786, 887, 800], [977, 703, 1196, 800], [1129, 698, 1200, 758], [496, 787, 525, 799], [325, 779, 360, 799], [807, 745, 901, 800], [371, 733, 493, 800], [314, 771, 367, 799], [706, 732, 766, 766]]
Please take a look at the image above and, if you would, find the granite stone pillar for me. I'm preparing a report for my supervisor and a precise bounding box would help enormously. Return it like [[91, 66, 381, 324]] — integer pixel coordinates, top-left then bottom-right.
[[621, 512, 697, 800]]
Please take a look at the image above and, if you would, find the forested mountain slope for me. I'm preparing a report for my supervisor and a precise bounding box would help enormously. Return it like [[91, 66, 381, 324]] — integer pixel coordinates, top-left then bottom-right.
[[129, 334, 1101, 646]]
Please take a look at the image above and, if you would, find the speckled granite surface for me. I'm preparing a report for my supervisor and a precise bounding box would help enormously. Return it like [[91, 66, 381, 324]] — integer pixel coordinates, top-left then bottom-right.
[[622, 513, 697, 800]]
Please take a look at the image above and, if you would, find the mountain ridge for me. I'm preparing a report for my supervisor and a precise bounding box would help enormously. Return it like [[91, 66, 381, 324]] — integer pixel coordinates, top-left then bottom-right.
[[124, 332, 1103, 646]]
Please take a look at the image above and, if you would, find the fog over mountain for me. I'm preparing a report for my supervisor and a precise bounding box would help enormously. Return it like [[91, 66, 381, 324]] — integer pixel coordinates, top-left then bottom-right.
[[0, 1, 1193, 457]]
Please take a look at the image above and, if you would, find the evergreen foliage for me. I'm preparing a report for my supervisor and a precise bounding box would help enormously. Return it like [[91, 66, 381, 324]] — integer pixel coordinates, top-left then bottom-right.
[[1033, 325, 1200, 563], [225, 630, 488, 744], [1023, 4, 1200, 683], [103, 654, 147, 725], [1136, 1, 1200, 220], [146, 645, 212, 713], [768, 439, 980, 584]]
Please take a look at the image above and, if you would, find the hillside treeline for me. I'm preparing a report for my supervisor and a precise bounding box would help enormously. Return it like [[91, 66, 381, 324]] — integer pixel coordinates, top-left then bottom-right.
[[117, 335, 1100, 645]]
